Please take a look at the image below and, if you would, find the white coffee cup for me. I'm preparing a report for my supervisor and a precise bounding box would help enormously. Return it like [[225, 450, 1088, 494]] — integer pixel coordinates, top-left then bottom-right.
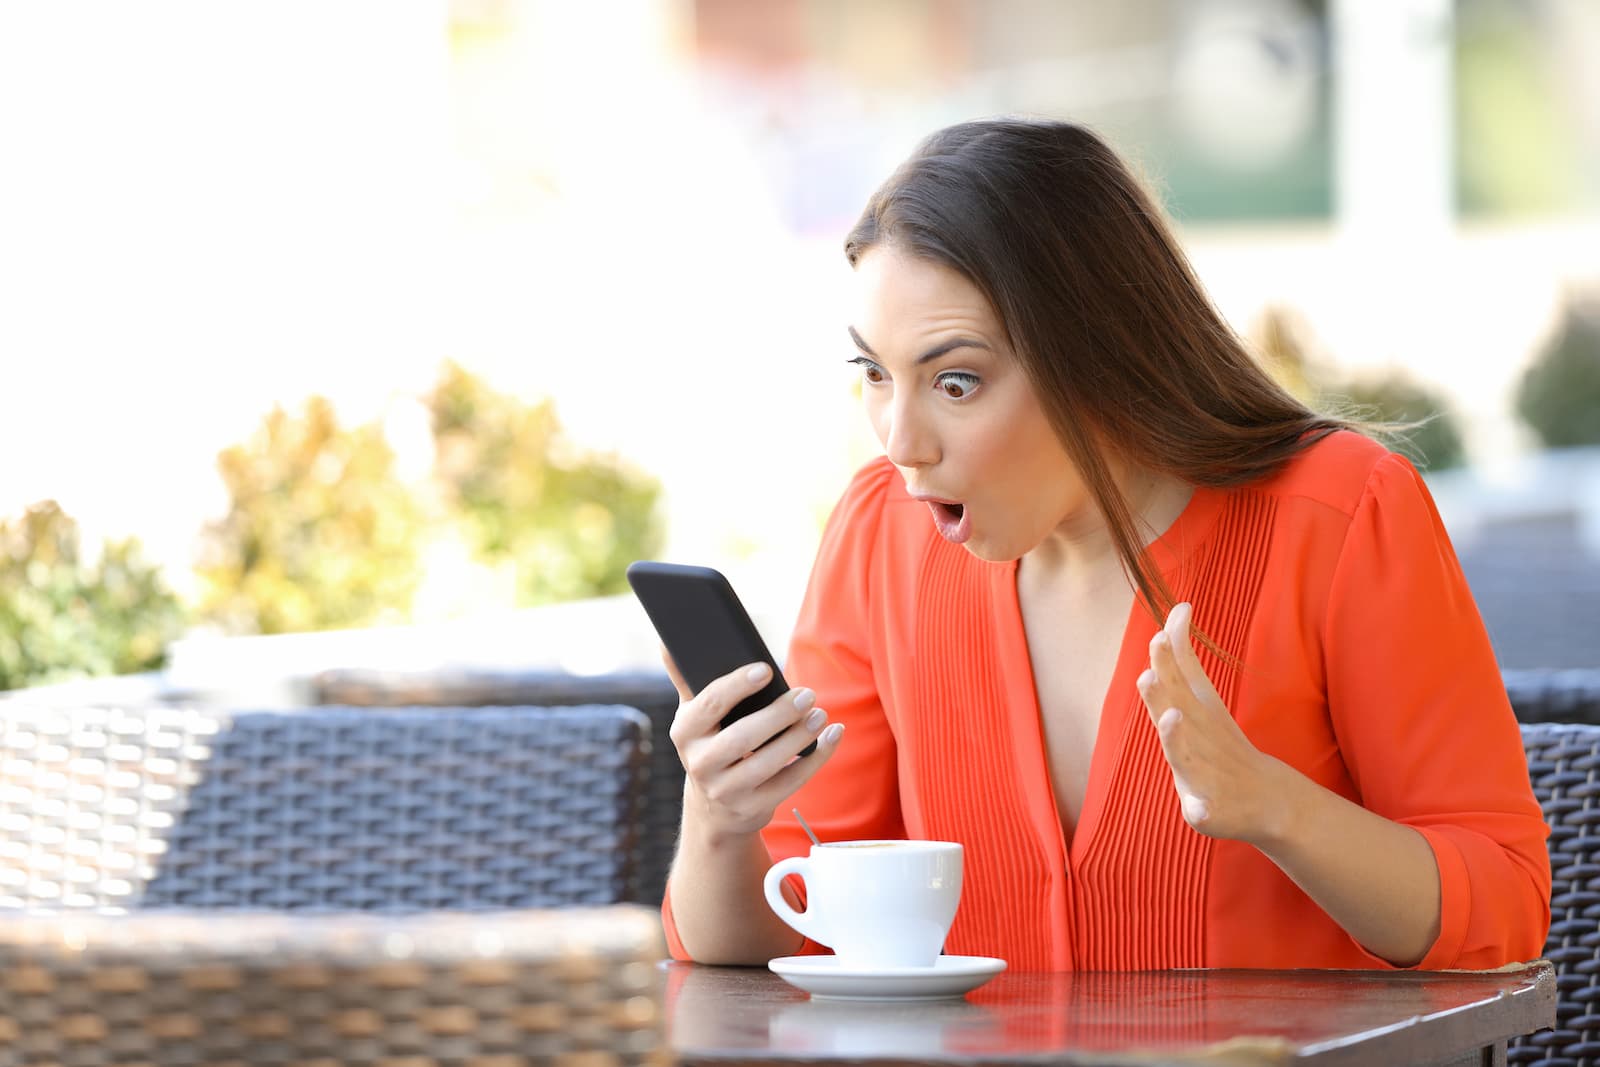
[[762, 840, 963, 969]]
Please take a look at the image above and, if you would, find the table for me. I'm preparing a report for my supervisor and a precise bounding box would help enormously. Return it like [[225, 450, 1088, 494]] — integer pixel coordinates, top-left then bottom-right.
[[665, 961, 1555, 1066]]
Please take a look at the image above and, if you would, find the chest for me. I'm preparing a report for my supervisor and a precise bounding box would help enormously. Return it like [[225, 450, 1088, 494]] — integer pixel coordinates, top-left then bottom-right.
[[1016, 568, 1139, 836]]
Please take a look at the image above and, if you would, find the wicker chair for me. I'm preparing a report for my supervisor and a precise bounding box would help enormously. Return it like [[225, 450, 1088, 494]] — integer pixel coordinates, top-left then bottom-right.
[[0, 905, 669, 1066], [0, 703, 651, 912], [312, 667, 684, 907], [1515, 722, 1600, 1066]]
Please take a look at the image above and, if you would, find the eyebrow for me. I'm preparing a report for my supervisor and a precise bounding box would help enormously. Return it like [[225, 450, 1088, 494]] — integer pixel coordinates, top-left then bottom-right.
[[848, 326, 991, 365]]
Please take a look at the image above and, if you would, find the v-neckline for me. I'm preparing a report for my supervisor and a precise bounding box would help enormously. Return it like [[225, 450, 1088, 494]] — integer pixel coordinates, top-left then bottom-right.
[[991, 485, 1224, 872]]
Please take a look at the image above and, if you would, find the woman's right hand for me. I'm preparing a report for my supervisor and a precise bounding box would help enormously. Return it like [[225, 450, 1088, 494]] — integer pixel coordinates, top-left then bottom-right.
[[664, 653, 845, 840]]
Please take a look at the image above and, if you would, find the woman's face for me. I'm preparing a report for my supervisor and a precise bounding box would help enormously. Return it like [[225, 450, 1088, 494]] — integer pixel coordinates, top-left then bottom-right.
[[848, 245, 1089, 562]]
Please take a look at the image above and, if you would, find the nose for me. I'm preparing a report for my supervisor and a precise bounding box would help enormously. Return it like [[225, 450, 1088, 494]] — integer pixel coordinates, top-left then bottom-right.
[[879, 392, 939, 471]]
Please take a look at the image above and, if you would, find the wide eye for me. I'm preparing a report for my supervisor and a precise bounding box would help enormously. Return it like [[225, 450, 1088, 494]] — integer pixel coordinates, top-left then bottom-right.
[[936, 372, 980, 399], [848, 356, 886, 385]]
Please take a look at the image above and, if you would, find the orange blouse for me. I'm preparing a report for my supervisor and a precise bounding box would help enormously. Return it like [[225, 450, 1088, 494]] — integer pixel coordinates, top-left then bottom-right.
[[662, 431, 1550, 970]]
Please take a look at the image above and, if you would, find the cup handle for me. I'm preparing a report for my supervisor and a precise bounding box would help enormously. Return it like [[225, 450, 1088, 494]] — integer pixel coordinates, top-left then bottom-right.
[[763, 856, 826, 947]]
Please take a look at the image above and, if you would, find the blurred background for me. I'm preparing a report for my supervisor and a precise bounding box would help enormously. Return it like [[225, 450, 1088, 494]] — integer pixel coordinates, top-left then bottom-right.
[[0, 0, 1596, 704]]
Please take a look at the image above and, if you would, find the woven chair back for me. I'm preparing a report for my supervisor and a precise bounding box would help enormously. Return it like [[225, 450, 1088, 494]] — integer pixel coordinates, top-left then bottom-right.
[[312, 667, 683, 906], [0, 703, 651, 912], [1516, 721, 1600, 1066]]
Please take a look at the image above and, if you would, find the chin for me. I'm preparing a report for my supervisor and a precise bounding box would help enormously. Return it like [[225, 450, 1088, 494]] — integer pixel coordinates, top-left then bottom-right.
[[960, 537, 1024, 564]]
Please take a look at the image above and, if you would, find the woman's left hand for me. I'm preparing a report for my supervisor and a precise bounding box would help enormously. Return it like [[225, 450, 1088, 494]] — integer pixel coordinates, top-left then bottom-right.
[[1137, 602, 1291, 845]]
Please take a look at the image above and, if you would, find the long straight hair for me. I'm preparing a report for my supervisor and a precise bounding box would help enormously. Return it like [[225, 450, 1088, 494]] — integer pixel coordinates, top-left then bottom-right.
[[845, 118, 1347, 623]]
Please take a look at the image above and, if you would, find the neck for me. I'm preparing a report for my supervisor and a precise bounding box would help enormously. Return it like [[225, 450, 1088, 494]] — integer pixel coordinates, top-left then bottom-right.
[[1023, 465, 1193, 587]]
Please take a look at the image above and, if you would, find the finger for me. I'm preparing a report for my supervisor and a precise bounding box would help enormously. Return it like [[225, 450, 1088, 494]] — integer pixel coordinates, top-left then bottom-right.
[[1149, 629, 1215, 724], [752, 722, 846, 808], [659, 646, 692, 702], [1154, 707, 1212, 829], [672, 661, 774, 739], [668, 662, 780, 755], [1162, 602, 1227, 710], [1136, 667, 1165, 727], [707, 685, 821, 765], [1163, 601, 1192, 650], [1156, 705, 1184, 750], [1148, 630, 1183, 690], [720, 704, 834, 791], [1145, 632, 1195, 716]]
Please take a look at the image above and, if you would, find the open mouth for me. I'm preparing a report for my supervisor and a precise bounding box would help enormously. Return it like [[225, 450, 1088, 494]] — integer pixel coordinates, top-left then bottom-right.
[[924, 500, 972, 545]]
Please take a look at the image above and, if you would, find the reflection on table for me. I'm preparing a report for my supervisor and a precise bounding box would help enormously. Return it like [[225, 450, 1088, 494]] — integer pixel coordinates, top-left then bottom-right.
[[665, 960, 1555, 1066]]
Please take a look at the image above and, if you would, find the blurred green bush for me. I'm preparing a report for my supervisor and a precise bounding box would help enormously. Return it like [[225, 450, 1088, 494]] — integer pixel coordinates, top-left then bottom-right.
[[1253, 306, 1467, 471], [427, 360, 664, 606], [1516, 297, 1600, 448], [1334, 373, 1468, 473], [195, 363, 664, 635], [4, 363, 665, 678], [0, 501, 186, 690], [195, 395, 428, 635]]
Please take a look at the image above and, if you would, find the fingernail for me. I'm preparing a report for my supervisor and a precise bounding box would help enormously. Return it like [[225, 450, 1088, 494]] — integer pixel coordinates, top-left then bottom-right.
[[1136, 669, 1155, 690], [746, 663, 769, 683], [805, 707, 827, 732], [823, 723, 845, 744], [793, 687, 816, 712]]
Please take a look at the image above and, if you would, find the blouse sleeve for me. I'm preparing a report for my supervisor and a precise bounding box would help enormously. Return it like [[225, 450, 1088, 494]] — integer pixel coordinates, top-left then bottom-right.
[[764, 458, 906, 860], [661, 459, 905, 960], [1324, 452, 1550, 968]]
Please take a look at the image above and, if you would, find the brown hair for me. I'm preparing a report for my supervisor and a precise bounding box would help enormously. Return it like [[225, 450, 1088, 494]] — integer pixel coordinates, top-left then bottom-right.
[[844, 118, 1347, 624]]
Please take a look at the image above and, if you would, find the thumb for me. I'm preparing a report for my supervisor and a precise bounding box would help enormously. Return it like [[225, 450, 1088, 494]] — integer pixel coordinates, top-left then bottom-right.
[[659, 645, 693, 702]]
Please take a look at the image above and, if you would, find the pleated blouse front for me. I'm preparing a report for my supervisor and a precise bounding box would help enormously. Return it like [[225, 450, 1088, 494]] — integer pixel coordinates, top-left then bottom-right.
[[660, 431, 1550, 971]]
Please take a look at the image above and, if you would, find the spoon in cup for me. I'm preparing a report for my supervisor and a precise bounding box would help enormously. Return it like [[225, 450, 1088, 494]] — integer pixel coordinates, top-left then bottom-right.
[[793, 808, 821, 846]]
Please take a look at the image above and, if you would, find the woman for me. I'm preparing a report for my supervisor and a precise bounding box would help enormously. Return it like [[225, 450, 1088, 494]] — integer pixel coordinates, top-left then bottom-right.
[[661, 118, 1550, 971]]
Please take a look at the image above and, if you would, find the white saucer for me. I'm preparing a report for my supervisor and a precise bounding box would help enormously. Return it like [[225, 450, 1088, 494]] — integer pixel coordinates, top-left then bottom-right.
[[768, 955, 1007, 1001]]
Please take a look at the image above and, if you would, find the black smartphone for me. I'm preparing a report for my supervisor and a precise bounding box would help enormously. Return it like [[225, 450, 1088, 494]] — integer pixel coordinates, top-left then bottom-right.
[[626, 560, 816, 757]]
